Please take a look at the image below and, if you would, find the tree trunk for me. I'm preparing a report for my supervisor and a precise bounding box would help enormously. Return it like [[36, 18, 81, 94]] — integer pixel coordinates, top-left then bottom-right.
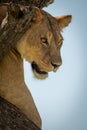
[[0, 97, 41, 130], [0, 3, 35, 61]]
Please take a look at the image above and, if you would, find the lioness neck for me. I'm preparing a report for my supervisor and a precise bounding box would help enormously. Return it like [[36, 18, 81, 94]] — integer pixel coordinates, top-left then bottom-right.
[[0, 49, 41, 128]]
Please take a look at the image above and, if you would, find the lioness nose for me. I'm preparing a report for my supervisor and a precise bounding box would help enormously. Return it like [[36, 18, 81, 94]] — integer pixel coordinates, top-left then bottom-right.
[[51, 55, 62, 71], [51, 62, 61, 68], [51, 61, 62, 72], [51, 58, 62, 72]]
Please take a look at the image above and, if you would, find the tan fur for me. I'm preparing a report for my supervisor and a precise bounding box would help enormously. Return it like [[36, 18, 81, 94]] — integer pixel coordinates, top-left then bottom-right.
[[0, 7, 72, 128]]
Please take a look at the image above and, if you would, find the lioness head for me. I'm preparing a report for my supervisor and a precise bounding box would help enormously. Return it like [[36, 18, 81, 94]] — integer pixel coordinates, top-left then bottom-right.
[[17, 7, 72, 79]]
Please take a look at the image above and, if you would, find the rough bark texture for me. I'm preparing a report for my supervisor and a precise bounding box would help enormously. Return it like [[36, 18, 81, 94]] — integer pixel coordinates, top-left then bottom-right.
[[0, 3, 35, 61], [0, 0, 54, 8], [0, 97, 41, 130]]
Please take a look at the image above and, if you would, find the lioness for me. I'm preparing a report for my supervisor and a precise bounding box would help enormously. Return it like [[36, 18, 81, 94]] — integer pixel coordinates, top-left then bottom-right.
[[0, 6, 72, 129]]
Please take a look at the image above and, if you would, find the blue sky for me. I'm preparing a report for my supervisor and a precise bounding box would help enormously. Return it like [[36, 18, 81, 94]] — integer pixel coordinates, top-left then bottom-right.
[[24, 0, 87, 130]]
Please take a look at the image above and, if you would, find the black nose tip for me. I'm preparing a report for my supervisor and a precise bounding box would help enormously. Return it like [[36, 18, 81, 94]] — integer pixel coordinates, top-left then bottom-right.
[[51, 62, 61, 69], [51, 62, 58, 68]]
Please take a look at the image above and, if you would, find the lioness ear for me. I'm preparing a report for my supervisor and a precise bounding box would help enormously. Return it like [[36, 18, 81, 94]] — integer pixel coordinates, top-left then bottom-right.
[[55, 15, 72, 30], [33, 7, 43, 22]]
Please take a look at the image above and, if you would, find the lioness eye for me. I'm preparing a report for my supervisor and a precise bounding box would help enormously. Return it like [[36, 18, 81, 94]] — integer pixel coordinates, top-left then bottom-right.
[[41, 38, 48, 46]]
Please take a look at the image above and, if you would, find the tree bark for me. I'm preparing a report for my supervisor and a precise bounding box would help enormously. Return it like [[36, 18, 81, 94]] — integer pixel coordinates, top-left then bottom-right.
[[0, 97, 41, 130], [0, 0, 54, 8], [0, 3, 35, 61]]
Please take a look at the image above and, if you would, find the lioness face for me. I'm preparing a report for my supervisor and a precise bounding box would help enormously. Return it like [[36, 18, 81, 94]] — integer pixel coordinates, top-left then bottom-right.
[[17, 8, 72, 79]]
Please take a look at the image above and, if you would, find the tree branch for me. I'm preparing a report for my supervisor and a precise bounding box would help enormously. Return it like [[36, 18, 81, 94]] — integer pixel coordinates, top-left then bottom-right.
[[0, 97, 41, 130], [0, 0, 54, 8], [0, 3, 35, 60]]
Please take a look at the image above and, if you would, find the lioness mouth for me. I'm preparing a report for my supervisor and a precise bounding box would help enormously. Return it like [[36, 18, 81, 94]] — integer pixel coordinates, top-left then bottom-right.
[[31, 62, 48, 79], [31, 62, 47, 74]]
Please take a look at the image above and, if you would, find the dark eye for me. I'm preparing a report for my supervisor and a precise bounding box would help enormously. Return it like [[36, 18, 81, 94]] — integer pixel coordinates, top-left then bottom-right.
[[41, 38, 48, 46]]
